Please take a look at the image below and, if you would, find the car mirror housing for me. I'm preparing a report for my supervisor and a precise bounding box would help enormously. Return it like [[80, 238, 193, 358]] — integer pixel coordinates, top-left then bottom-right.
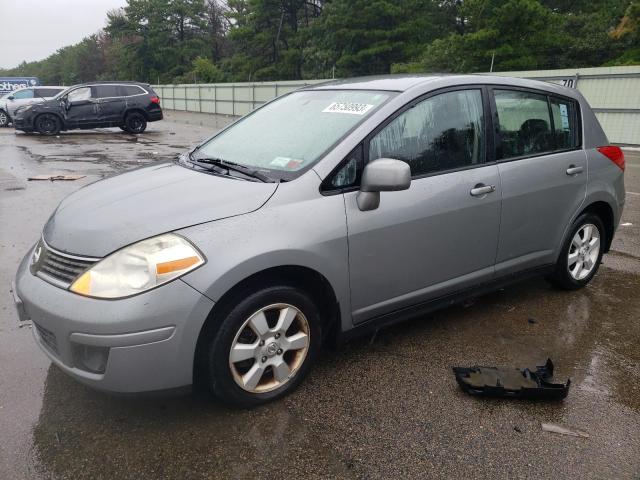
[[7, 95, 14, 100], [357, 158, 411, 211]]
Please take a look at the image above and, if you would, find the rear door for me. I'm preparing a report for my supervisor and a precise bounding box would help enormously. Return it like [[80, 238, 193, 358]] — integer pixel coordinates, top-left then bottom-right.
[[343, 87, 502, 323], [94, 85, 126, 126], [491, 88, 586, 275]]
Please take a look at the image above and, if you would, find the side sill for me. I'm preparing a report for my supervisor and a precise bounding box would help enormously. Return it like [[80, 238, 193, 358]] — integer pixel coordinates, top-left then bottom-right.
[[338, 264, 555, 343]]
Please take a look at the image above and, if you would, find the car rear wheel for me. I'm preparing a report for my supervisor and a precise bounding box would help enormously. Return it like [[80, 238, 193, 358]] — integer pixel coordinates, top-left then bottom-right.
[[0, 110, 9, 127], [124, 112, 147, 134], [201, 285, 321, 407], [549, 212, 605, 290], [35, 114, 61, 135]]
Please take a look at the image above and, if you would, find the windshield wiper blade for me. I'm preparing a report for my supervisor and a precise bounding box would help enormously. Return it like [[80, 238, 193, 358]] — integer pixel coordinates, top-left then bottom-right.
[[190, 154, 271, 183]]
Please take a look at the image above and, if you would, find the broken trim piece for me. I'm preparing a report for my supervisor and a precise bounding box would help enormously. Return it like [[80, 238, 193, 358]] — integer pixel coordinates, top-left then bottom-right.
[[453, 359, 570, 401]]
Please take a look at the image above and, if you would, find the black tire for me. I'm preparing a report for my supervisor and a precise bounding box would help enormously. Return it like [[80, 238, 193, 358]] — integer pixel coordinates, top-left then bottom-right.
[[35, 113, 61, 135], [119, 125, 131, 133], [0, 110, 9, 127], [124, 112, 147, 134], [548, 212, 605, 290], [200, 284, 322, 407]]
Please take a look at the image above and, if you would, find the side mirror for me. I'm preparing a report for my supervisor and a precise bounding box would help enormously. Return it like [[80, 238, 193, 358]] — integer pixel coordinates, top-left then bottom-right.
[[7, 95, 14, 100], [356, 158, 411, 211]]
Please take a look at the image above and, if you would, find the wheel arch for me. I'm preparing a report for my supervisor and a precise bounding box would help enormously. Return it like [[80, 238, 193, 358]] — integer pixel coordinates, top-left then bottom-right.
[[34, 111, 64, 127], [578, 200, 615, 252], [123, 108, 149, 121], [192, 264, 342, 384]]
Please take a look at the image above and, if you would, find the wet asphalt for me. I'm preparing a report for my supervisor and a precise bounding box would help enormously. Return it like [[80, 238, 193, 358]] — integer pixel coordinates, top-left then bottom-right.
[[1, 113, 639, 479]]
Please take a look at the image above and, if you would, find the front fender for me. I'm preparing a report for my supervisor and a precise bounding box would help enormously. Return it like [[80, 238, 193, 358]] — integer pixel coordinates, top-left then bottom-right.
[[177, 183, 351, 332]]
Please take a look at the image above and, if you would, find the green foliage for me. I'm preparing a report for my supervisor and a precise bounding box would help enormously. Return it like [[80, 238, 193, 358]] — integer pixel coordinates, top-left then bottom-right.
[[0, 0, 636, 85]]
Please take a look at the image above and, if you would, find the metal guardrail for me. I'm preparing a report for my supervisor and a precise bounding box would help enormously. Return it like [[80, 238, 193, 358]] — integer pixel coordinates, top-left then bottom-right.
[[154, 80, 327, 117], [155, 68, 640, 145]]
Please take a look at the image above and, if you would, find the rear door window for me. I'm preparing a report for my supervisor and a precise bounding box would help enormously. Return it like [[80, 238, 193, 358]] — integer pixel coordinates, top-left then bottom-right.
[[92, 85, 120, 98], [369, 89, 485, 177], [494, 90, 554, 159], [550, 97, 578, 150]]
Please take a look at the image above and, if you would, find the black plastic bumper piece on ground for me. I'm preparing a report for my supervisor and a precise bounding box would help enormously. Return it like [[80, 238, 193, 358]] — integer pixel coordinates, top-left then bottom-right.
[[453, 359, 570, 400]]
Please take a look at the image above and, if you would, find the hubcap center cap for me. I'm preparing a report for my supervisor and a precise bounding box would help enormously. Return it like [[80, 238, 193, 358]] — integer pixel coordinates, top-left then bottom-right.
[[266, 342, 279, 357]]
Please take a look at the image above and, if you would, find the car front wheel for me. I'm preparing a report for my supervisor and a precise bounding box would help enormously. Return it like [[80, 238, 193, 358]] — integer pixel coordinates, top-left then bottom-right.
[[0, 110, 9, 127], [201, 285, 321, 407], [35, 113, 61, 135], [549, 212, 605, 290]]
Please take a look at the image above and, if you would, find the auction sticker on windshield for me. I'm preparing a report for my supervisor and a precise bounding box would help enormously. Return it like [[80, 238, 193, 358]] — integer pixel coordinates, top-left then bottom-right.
[[323, 102, 374, 115]]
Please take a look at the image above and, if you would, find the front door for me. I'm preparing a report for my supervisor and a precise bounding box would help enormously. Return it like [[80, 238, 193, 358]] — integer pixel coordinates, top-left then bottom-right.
[[490, 88, 587, 275], [344, 88, 502, 324], [64, 86, 98, 128]]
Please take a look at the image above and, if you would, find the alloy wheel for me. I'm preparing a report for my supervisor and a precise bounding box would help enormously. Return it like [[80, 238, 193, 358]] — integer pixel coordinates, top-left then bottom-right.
[[0, 111, 8, 127], [568, 223, 600, 280], [228, 303, 310, 393]]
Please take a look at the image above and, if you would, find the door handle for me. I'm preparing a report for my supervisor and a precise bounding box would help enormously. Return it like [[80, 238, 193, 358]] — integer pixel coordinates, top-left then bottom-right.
[[566, 165, 584, 176], [470, 184, 496, 197]]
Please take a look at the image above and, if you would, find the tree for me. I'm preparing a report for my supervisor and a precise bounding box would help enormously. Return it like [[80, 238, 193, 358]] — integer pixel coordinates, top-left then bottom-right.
[[307, 0, 456, 78], [608, 1, 640, 64]]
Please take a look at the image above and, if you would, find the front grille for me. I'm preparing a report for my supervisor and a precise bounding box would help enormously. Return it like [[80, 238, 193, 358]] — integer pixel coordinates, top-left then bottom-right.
[[31, 239, 99, 288], [34, 322, 58, 354]]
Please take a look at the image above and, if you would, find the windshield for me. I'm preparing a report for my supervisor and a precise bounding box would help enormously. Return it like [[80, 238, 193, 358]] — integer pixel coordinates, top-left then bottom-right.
[[196, 89, 393, 180]]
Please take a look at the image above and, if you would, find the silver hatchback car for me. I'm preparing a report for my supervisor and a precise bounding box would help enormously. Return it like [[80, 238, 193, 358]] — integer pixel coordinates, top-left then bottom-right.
[[14, 75, 625, 406]]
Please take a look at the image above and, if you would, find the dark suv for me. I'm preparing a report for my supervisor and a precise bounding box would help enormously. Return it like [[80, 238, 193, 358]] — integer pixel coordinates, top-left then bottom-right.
[[13, 82, 163, 135]]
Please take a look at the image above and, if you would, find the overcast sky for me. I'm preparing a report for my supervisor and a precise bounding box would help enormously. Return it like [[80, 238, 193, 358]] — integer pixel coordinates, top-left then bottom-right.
[[0, 0, 128, 69]]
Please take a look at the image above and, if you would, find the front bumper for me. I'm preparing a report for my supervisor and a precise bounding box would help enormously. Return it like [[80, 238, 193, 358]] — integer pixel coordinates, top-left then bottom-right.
[[14, 248, 214, 393], [12, 114, 34, 131]]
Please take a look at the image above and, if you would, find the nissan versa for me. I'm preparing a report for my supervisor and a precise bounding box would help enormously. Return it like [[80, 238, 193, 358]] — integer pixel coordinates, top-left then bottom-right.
[[13, 75, 625, 406]]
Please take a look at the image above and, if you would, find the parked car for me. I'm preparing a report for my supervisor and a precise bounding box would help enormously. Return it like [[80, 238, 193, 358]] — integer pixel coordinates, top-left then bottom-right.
[[13, 75, 625, 407], [0, 86, 65, 127], [12, 81, 162, 135]]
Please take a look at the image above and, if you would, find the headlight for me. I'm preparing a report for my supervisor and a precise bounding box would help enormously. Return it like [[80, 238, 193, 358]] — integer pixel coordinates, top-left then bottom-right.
[[70, 233, 205, 299]]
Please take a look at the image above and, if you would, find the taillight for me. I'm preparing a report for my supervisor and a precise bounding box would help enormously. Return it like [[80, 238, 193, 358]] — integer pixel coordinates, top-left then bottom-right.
[[150, 96, 160, 104], [597, 146, 625, 171]]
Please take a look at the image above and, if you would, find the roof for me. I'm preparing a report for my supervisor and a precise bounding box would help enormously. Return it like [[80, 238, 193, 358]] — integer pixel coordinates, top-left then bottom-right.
[[304, 73, 576, 96], [306, 74, 447, 92], [72, 81, 150, 87]]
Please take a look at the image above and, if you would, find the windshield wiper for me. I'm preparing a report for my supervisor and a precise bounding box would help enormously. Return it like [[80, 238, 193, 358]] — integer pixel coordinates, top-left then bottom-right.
[[189, 153, 271, 183]]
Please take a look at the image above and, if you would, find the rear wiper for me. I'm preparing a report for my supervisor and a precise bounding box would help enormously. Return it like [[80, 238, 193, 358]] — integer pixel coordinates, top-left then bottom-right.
[[189, 154, 271, 183]]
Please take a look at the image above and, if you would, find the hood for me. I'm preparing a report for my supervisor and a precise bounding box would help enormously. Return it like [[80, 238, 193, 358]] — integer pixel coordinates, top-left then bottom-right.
[[44, 162, 278, 257]]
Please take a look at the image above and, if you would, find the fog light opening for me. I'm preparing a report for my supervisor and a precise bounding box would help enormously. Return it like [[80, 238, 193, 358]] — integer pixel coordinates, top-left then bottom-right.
[[72, 343, 110, 374]]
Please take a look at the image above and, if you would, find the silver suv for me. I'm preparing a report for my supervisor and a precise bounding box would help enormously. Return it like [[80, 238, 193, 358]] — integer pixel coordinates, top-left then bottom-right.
[[14, 75, 625, 406], [0, 86, 65, 126]]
